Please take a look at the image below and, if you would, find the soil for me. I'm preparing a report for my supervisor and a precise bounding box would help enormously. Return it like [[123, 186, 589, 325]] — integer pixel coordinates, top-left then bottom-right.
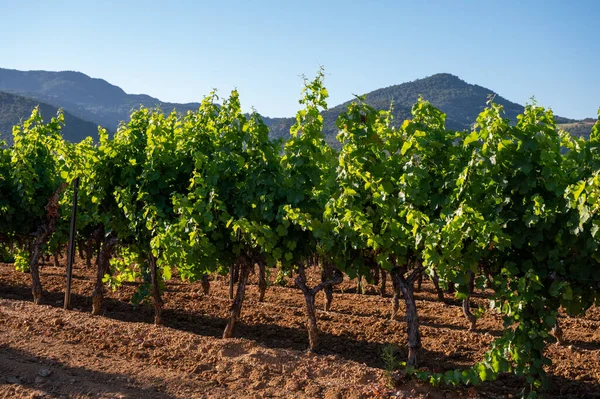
[[0, 259, 599, 399]]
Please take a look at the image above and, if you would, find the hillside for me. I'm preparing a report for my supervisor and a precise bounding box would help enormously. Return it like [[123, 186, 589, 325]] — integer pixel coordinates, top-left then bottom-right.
[[0, 91, 100, 145], [0, 68, 593, 146], [0, 68, 200, 131], [265, 73, 562, 147], [557, 120, 597, 139]]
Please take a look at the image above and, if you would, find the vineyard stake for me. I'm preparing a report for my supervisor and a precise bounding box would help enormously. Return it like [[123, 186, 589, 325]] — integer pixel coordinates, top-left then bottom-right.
[[64, 177, 80, 310]]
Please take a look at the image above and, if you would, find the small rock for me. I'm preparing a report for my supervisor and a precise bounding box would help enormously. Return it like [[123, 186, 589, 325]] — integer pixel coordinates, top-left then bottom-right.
[[250, 381, 266, 390], [34, 376, 46, 384], [38, 368, 52, 377], [355, 373, 370, 384], [192, 364, 211, 373], [285, 380, 301, 391]]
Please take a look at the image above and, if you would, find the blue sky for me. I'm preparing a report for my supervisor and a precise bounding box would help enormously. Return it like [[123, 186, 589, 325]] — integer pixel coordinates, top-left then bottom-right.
[[1, 0, 598, 118]]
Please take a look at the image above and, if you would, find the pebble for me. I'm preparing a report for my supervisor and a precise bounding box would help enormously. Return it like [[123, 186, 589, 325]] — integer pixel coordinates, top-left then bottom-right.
[[250, 381, 266, 390], [38, 368, 52, 377]]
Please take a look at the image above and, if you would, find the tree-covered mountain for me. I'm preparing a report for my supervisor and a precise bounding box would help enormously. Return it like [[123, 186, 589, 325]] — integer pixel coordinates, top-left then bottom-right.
[[264, 73, 592, 147], [0, 68, 200, 131], [0, 91, 100, 145], [0, 68, 593, 147]]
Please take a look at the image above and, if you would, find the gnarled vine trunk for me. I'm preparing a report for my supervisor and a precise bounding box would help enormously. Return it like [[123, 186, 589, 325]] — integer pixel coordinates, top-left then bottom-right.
[[53, 245, 61, 267], [372, 266, 380, 286], [85, 239, 94, 269], [391, 274, 400, 320], [390, 259, 424, 367], [257, 261, 267, 302], [77, 239, 85, 260], [380, 268, 387, 297], [95, 239, 101, 267], [462, 270, 477, 330], [296, 262, 343, 352], [431, 271, 445, 302], [150, 255, 163, 325], [397, 275, 420, 367], [233, 262, 240, 284], [296, 264, 319, 351], [356, 275, 364, 294], [201, 274, 210, 296], [321, 261, 335, 311], [223, 256, 251, 339], [30, 183, 66, 305], [228, 263, 240, 300], [91, 233, 118, 315], [30, 228, 46, 305]]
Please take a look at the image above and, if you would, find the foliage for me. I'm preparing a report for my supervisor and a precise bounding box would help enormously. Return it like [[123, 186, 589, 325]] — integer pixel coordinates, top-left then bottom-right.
[[1, 73, 599, 397], [280, 67, 337, 270], [13, 248, 30, 272]]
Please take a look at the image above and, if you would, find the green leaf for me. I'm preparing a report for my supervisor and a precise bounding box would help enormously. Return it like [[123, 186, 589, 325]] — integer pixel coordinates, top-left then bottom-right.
[[400, 140, 413, 155], [463, 131, 479, 146]]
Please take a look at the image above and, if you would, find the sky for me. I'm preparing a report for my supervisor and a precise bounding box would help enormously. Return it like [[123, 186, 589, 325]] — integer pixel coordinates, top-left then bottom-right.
[[0, 0, 598, 119]]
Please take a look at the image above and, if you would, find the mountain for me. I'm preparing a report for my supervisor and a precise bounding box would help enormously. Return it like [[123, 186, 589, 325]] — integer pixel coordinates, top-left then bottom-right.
[[0, 68, 593, 147], [264, 73, 591, 147], [0, 68, 200, 132], [556, 120, 597, 139], [0, 91, 100, 145]]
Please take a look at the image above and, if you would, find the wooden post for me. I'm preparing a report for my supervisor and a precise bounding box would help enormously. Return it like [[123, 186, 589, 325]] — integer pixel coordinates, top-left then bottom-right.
[[64, 177, 80, 310]]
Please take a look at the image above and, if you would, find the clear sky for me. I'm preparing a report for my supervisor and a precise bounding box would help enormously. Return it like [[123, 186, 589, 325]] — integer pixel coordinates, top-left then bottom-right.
[[0, 0, 598, 119]]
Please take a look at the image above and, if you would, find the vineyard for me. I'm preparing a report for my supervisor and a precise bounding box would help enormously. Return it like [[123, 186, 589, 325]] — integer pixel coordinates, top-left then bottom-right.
[[1, 69, 599, 398]]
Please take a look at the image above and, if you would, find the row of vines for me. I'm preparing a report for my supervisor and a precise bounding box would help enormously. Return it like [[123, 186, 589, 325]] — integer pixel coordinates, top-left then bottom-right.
[[1, 69, 599, 397]]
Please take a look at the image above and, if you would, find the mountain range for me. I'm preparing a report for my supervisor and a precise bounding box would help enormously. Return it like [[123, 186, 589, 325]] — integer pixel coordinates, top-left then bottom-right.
[[0, 91, 99, 145], [0, 67, 593, 146]]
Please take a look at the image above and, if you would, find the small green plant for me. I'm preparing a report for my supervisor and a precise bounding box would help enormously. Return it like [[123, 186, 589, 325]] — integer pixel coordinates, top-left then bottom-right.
[[274, 269, 290, 286], [381, 344, 404, 387], [474, 306, 486, 320], [14, 248, 29, 272], [265, 266, 272, 287], [103, 248, 141, 291]]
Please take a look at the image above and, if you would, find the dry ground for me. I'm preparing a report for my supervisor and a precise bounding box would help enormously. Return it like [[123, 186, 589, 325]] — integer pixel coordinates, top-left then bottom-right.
[[0, 260, 599, 398]]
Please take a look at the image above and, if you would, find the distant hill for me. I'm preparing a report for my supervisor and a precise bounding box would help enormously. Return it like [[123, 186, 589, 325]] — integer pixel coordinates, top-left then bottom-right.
[[0, 68, 200, 131], [0, 91, 100, 145], [557, 120, 597, 139], [264, 73, 594, 147], [0, 68, 594, 147]]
